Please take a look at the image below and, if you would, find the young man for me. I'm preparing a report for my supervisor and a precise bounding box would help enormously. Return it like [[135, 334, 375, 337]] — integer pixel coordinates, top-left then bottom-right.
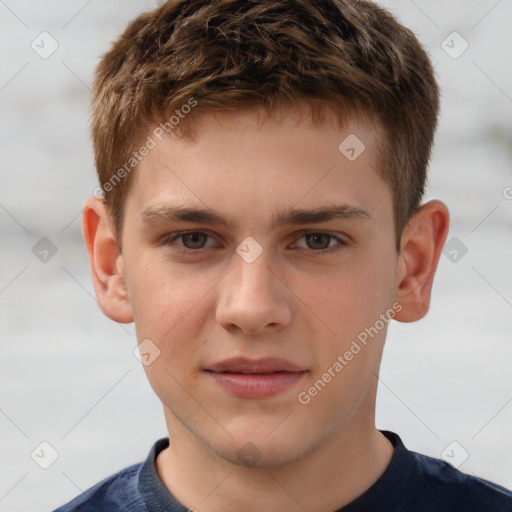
[[55, 0, 512, 510]]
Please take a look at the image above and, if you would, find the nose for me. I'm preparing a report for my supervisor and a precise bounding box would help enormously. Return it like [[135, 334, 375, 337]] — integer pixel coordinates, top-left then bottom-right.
[[216, 251, 292, 336]]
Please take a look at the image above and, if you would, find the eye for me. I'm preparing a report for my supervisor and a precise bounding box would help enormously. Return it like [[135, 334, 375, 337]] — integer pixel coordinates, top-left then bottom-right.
[[162, 231, 217, 253], [292, 231, 347, 254]]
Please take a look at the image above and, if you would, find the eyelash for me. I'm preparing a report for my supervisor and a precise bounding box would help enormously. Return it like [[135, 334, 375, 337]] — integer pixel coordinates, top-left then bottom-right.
[[161, 230, 348, 256]]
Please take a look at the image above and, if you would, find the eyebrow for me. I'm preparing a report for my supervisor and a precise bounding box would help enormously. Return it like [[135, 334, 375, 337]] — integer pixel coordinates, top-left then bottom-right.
[[141, 203, 372, 230]]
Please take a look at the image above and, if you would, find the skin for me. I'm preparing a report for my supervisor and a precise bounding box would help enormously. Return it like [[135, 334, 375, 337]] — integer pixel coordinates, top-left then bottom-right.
[[83, 105, 449, 512]]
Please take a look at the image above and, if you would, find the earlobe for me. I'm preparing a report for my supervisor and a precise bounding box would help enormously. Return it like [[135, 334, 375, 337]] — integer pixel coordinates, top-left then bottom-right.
[[82, 197, 134, 323], [393, 200, 450, 323]]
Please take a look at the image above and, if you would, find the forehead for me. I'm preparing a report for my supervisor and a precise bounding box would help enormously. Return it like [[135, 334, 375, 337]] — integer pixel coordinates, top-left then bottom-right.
[[124, 106, 391, 230]]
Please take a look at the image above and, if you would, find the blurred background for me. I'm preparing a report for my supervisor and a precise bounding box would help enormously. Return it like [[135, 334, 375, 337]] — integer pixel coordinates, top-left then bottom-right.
[[1, 0, 511, 510]]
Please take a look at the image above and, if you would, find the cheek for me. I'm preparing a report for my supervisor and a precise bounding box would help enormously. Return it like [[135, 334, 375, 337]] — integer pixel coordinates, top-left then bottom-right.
[[301, 258, 394, 340], [294, 261, 398, 392], [125, 252, 214, 343], [127, 258, 215, 395]]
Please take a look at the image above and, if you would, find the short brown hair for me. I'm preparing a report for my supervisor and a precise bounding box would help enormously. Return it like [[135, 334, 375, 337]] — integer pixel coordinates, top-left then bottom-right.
[[91, 0, 439, 249]]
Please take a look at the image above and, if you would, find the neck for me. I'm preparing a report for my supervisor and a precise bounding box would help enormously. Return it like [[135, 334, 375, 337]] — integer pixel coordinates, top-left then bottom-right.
[[155, 412, 393, 512]]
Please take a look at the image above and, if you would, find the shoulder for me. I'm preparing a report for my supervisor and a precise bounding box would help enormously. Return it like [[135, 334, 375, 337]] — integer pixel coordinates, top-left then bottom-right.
[[409, 450, 512, 511], [52, 462, 145, 512]]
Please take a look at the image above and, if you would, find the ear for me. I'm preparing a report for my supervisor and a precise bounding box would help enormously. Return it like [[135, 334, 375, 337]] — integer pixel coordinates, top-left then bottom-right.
[[82, 197, 134, 323], [393, 200, 450, 323]]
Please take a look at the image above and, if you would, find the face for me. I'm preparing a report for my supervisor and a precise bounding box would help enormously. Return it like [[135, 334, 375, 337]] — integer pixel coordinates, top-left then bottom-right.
[[120, 107, 401, 467]]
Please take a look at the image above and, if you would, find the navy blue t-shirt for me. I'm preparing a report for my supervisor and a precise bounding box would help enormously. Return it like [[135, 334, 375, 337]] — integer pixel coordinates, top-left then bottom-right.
[[53, 431, 512, 511]]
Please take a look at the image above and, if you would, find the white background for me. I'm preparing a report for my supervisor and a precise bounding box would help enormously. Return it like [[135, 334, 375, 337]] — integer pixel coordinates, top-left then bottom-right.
[[1, 1, 511, 510]]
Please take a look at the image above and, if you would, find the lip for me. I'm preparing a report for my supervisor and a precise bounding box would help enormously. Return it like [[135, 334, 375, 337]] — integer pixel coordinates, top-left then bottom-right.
[[205, 357, 308, 399], [206, 357, 307, 374]]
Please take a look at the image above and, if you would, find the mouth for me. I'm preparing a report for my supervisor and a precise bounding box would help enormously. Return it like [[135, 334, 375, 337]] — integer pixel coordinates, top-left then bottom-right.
[[205, 357, 308, 398]]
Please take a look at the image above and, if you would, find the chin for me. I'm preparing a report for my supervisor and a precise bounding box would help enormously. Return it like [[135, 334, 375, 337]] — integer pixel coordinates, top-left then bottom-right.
[[207, 422, 316, 469]]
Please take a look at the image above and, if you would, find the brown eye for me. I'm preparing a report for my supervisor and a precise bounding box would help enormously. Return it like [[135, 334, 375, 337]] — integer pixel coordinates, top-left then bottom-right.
[[162, 231, 217, 254], [292, 231, 348, 255], [180, 232, 209, 249], [304, 233, 334, 250]]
